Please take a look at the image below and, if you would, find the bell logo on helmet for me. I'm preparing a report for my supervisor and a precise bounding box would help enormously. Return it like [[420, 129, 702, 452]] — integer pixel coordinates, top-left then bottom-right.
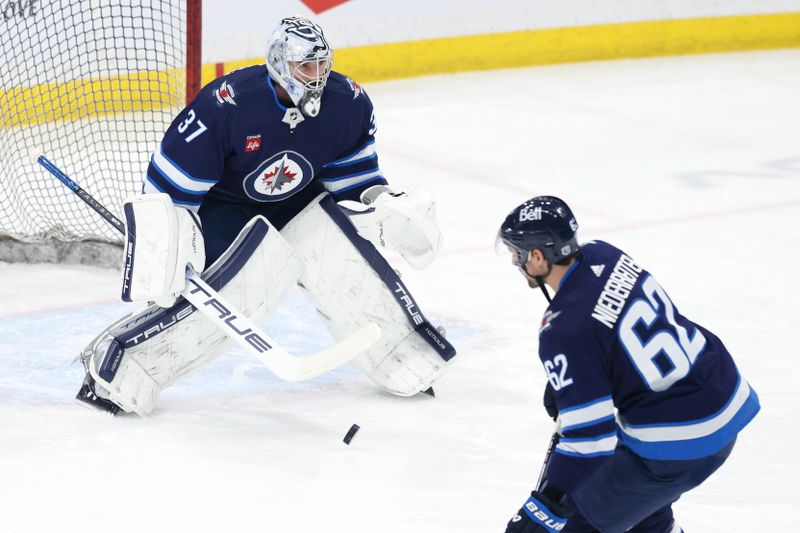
[[519, 206, 542, 222]]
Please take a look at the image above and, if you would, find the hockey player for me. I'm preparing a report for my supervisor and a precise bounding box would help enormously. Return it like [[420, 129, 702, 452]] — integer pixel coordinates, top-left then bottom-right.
[[76, 16, 455, 415], [498, 196, 759, 532]]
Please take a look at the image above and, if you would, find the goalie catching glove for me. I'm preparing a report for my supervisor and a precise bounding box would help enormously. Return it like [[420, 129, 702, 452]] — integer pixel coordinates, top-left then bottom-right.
[[121, 193, 205, 308], [338, 185, 443, 270]]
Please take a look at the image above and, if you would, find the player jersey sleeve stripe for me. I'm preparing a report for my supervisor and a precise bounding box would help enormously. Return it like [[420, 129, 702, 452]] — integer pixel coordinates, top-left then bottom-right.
[[151, 143, 218, 193], [323, 140, 376, 168], [319, 154, 381, 180], [555, 432, 617, 457], [559, 396, 615, 432], [144, 174, 203, 209], [561, 417, 617, 441], [618, 376, 760, 460], [321, 171, 385, 194]]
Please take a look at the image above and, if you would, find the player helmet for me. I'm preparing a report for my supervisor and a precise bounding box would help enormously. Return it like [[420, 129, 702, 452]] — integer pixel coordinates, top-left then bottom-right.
[[266, 16, 333, 117], [496, 196, 580, 267]]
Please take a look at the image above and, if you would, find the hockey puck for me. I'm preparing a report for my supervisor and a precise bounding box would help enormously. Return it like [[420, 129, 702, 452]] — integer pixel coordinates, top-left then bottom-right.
[[343, 423, 360, 445]]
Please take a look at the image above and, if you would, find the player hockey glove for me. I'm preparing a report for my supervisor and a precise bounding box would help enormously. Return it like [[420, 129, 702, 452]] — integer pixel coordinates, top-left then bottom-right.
[[338, 185, 442, 270], [505, 490, 571, 533]]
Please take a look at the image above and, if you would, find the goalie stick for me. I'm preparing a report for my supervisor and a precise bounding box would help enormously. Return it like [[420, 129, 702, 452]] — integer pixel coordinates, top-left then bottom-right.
[[37, 155, 381, 382]]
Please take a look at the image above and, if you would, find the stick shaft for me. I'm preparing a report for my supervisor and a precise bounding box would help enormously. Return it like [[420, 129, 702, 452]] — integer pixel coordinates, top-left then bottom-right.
[[536, 418, 562, 491], [37, 155, 125, 234]]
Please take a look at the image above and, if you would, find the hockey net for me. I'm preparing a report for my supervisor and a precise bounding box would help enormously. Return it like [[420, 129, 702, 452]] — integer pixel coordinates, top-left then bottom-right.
[[0, 0, 201, 265]]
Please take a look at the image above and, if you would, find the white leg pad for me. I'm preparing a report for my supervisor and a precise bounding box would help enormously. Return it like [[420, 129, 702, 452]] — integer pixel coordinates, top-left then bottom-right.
[[280, 193, 456, 396], [84, 216, 302, 415]]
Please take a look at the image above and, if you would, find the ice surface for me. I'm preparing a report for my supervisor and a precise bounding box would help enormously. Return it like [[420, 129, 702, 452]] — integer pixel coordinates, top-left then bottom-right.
[[1, 50, 799, 532]]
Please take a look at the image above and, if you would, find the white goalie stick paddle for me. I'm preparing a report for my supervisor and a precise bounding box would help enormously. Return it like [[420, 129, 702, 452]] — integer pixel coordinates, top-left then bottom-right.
[[37, 155, 382, 381]]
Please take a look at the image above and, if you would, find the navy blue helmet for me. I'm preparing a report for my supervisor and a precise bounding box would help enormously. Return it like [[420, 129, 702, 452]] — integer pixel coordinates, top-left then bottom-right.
[[497, 196, 580, 267]]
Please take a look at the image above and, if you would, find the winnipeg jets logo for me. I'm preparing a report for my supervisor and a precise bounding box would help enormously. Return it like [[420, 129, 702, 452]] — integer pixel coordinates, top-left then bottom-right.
[[345, 76, 363, 99], [213, 80, 237, 106], [243, 151, 314, 202], [261, 155, 297, 193], [539, 310, 561, 334]]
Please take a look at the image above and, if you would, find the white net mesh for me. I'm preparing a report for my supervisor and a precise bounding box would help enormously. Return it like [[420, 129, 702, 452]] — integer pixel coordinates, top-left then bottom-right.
[[0, 0, 188, 250]]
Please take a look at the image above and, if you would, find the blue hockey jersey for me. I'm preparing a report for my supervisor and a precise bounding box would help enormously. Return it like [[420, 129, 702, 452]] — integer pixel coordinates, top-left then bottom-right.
[[143, 65, 387, 207], [540, 241, 760, 494]]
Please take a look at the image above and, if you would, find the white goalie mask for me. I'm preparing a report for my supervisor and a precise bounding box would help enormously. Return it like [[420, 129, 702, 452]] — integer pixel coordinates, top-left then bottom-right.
[[266, 16, 333, 118]]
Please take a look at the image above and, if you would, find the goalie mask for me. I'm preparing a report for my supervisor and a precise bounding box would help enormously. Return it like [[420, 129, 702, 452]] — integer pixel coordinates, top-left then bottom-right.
[[266, 16, 333, 118]]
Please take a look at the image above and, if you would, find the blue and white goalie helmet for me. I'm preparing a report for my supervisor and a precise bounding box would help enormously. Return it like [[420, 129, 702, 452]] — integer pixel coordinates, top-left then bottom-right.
[[266, 16, 333, 117]]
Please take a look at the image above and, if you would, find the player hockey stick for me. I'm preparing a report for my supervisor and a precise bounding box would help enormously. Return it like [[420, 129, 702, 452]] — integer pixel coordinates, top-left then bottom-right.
[[37, 155, 381, 381], [536, 418, 562, 491]]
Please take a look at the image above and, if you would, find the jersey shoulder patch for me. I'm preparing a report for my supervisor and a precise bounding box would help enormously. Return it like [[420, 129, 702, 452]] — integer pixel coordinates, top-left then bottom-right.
[[200, 65, 266, 110], [327, 71, 369, 102]]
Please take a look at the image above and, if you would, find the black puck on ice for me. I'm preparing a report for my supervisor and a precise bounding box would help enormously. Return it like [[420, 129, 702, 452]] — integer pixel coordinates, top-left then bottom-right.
[[343, 423, 360, 445]]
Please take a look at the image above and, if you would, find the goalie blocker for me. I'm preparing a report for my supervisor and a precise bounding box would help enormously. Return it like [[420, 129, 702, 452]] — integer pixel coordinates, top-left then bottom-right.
[[79, 193, 455, 415], [121, 193, 205, 308]]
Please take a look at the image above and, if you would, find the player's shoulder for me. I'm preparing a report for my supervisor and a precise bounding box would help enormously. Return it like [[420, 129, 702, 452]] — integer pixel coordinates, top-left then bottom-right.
[[541, 242, 626, 338], [196, 65, 268, 111], [580, 240, 625, 263], [324, 71, 373, 109], [580, 240, 647, 290]]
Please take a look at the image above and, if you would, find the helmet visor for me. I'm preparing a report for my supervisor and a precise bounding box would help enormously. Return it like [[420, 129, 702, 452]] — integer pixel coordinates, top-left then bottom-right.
[[495, 232, 529, 268]]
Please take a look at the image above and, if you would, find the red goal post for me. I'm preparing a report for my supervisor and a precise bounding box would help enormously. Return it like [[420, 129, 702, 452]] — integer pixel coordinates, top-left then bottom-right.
[[0, 0, 202, 264]]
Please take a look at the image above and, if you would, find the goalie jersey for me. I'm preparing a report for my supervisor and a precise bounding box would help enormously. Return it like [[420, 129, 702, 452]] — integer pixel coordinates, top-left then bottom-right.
[[143, 65, 386, 207], [540, 241, 760, 494]]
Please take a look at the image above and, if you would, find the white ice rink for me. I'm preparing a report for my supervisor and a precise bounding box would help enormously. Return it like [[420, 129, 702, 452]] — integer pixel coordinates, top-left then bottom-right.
[[1, 50, 799, 532]]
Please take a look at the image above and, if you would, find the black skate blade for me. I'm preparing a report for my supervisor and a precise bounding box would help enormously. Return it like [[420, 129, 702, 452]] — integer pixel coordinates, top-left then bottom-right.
[[421, 387, 435, 397], [76, 381, 120, 416]]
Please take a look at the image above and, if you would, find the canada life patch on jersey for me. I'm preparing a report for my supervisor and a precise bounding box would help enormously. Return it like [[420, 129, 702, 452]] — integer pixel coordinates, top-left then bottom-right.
[[243, 151, 314, 202], [214, 80, 237, 106], [245, 134, 261, 152]]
